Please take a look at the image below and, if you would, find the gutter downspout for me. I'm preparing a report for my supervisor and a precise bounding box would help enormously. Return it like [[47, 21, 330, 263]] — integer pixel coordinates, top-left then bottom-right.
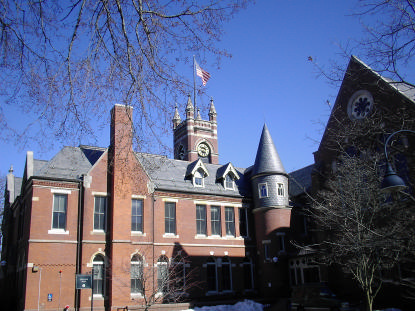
[[74, 177, 85, 311]]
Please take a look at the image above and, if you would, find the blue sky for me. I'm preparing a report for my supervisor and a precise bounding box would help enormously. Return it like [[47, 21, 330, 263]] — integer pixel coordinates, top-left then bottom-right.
[[1, 1, 370, 177]]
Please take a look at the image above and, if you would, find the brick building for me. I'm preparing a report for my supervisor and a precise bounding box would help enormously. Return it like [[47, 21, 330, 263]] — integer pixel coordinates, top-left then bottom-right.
[[2, 94, 298, 310], [2, 55, 414, 311]]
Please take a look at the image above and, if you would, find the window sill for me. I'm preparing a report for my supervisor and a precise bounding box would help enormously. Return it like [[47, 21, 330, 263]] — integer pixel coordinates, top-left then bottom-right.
[[48, 229, 69, 235], [195, 234, 207, 239], [131, 293, 144, 299], [131, 231, 146, 237], [91, 230, 106, 235], [89, 294, 105, 301], [163, 233, 179, 238]]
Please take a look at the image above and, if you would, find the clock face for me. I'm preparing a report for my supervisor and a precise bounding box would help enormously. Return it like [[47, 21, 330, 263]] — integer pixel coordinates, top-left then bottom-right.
[[197, 142, 210, 157], [347, 90, 374, 120]]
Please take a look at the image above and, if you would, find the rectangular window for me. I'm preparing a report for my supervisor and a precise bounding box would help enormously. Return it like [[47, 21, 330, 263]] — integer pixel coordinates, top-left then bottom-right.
[[131, 199, 143, 232], [165, 202, 176, 234], [258, 183, 268, 198], [196, 205, 207, 235], [211, 206, 221, 236], [278, 233, 286, 253], [277, 183, 284, 196], [94, 196, 107, 231], [239, 208, 248, 237], [225, 207, 235, 236], [263, 241, 271, 261], [52, 194, 67, 230], [225, 174, 234, 190]]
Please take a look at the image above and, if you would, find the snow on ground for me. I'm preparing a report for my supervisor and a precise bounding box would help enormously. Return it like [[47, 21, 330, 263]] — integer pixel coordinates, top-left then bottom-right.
[[182, 299, 263, 311]]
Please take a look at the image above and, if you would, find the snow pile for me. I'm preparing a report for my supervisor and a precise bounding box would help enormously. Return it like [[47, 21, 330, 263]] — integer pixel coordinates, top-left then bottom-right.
[[184, 299, 263, 311]]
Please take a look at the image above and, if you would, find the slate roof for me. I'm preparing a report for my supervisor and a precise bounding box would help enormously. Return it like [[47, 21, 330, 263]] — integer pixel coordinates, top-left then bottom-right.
[[252, 124, 286, 177], [16, 145, 250, 198], [136, 153, 251, 197], [288, 164, 314, 197]]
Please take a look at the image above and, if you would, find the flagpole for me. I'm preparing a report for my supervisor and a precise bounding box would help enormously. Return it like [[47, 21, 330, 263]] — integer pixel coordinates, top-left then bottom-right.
[[193, 55, 197, 112]]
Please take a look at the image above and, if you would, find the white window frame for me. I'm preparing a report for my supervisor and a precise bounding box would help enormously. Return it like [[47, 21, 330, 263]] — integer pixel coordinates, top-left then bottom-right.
[[49, 192, 69, 234], [92, 255, 105, 298], [93, 196, 107, 232], [224, 174, 235, 190], [131, 255, 144, 297], [258, 183, 268, 198], [193, 169, 205, 187], [277, 183, 284, 196], [131, 198, 144, 233]]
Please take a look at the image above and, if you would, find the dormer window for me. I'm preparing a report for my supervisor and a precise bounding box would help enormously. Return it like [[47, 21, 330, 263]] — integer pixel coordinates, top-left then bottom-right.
[[194, 169, 204, 187], [186, 159, 209, 188], [224, 174, 235, 190], [217, 162, 240, 191]]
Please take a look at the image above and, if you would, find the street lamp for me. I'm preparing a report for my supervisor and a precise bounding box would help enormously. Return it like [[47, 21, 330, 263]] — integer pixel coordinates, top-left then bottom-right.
[[381, 129, 415, 193]]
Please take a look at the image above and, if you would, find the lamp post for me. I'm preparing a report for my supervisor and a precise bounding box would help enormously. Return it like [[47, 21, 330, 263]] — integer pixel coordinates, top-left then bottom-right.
[[381, 129, 415, 192]]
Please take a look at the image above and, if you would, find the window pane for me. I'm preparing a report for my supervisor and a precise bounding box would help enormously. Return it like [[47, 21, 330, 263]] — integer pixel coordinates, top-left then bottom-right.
[[93, 256, 104, 295], [196, 205, 207, 235], [225, 175, 234, 189], [165, 202, 176, 234], [225, 207, 235, 236], [206, 259, 217, 292], [259, 183, 268, 198], [131, 256, 143, 293], [222, 258, 232, 291], [52, 194, 67, 229], [157, 258, 169, 293], [243, 258, 253, 290], [211, 206, 221, 236], [94, 197, 106, 230], [239, 208, 247, 237], [277, 183, 284, 196], [132, 199, 143, 232]]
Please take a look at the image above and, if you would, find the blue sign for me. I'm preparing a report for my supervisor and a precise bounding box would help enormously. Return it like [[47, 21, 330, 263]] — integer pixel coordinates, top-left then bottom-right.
[[47, 293, 52, 302]]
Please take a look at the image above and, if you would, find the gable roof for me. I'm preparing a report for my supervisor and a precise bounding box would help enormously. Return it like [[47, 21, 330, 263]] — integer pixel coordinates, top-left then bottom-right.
[[316, 55, 415, 157]]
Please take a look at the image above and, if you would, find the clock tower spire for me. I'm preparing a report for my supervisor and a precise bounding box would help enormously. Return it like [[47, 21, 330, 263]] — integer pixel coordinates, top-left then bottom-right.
[[173, 97, 218, 164]]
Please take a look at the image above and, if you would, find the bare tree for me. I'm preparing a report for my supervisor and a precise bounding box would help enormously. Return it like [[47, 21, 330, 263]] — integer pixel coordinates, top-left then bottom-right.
[[108, 250, 200, 311], [354, 0, 415, 87], [0, 0, 249, 151], [309, 112, 415, 311]]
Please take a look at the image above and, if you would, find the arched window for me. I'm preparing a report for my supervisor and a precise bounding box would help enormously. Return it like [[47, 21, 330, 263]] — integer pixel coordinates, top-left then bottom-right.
[[157, 256, 169, 294], [171, 256, 186, 290], [93, 254, 105, 296], [243, 257, 254, 290], [131, 254, 143, 294], [221, 257, 232, 291], [206, 257, 218, 293]]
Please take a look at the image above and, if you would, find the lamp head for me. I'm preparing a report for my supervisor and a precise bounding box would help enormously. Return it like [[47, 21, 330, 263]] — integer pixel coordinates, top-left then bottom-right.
[[381, 163, 407, 193]]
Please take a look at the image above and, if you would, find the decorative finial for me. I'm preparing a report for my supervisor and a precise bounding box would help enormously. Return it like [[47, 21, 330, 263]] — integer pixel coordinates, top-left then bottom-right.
[[9, 165, 14, 174]]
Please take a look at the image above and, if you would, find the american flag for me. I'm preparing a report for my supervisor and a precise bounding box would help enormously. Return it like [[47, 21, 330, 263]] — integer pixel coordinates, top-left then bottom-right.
[[195, 60, 211, 86]]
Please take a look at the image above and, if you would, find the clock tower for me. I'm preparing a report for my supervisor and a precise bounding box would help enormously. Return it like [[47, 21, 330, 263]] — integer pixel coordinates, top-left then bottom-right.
[[172, 96, 218, 164]]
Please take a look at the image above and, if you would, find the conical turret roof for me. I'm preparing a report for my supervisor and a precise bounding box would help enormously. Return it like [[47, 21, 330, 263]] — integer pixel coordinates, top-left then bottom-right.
[[252, 124, 286, 177]]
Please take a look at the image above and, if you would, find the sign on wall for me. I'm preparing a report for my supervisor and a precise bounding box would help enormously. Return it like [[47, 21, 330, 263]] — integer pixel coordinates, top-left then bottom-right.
[[75, 274, 92, 289]]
